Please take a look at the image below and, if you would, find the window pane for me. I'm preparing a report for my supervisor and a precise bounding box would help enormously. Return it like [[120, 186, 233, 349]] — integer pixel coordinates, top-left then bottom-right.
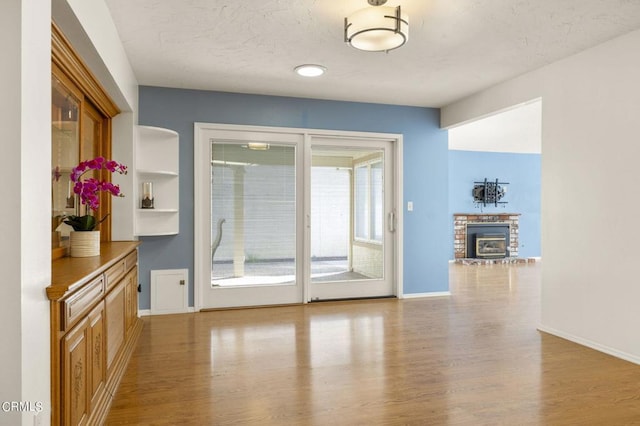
[[51, 76, 80, 220], [371, 161, 383, 242], [354, 165, 369, 240], [211, 143, 296, 286]]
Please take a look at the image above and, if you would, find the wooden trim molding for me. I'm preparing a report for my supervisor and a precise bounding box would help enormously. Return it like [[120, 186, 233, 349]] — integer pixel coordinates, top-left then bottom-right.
[[51, 22, 120, 118], [52, 21, 119, 242]]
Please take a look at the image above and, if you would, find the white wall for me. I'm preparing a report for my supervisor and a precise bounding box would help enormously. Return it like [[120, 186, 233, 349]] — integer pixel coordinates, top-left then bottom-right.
[[0, 3, 24, 424], [448, 100, 542, 154], [0, 2, 137, 425], [442, 29, 640, 364], [0, 1, 52, 425]]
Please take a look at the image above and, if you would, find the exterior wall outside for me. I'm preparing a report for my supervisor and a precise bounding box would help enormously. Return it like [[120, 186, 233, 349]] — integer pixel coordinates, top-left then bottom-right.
[[353, 243, 383, 278], [212, 164, 296, 262], [212, 165, 350, 262], [311, 167, 350, 259], [138, 86, 449, 309]]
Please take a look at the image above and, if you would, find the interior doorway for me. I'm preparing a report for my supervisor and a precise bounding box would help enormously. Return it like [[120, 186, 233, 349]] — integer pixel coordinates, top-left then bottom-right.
[[447, 99, 542, 261]]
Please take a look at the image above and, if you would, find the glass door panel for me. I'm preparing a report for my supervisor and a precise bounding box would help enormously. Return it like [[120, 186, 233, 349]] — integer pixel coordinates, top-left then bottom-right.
[[197, 127, 304, 310], [51, 75, 80, 255], [210, 142, 299, 288], [308, 140, 394, 301], [51, 76, 80, 220]]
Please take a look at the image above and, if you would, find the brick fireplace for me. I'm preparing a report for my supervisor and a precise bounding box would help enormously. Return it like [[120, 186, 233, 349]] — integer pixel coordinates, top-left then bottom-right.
[[453, 213, 520, 259]]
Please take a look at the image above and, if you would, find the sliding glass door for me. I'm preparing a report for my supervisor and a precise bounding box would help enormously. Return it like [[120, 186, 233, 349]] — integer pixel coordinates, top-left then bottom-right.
[[194, 125, 398, 309]]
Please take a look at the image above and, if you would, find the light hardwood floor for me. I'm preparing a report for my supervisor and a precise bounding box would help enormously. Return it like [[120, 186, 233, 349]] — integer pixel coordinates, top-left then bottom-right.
[[106, 263, 640, 425]]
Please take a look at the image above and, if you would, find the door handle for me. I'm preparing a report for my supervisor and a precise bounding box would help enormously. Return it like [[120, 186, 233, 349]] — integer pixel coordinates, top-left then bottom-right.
[[388, 210, 396, 233]]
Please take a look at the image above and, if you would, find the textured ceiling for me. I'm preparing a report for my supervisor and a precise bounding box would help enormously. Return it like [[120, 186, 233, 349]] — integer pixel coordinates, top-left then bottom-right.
[[104, 0, 640, 107]]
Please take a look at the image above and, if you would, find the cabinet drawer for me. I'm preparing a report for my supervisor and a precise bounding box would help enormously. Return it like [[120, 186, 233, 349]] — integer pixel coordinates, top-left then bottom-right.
[[63, 276, 104, 331], [104, 259, 126, 292], [124, 250, 137, 272]]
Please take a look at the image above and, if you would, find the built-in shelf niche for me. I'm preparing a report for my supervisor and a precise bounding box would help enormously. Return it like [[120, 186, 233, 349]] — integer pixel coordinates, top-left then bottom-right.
[[135, 125, 179, 236]]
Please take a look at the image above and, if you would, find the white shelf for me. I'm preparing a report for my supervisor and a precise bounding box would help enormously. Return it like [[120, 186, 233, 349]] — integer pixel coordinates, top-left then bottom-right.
[[137, 169, 179, 176], [134, 231, 178, 237], [135, 125, 179, 236], [137, 209, 178, 213]]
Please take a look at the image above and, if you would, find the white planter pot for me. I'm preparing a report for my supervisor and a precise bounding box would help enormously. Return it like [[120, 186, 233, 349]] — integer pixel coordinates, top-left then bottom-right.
[[69, 231, 101, 257]]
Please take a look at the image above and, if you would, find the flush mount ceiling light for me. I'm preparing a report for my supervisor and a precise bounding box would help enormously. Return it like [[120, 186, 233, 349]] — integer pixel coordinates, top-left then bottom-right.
[[344, 0, 409, 52], [244, 143, 270, 150], [294, 64, 327, 77]]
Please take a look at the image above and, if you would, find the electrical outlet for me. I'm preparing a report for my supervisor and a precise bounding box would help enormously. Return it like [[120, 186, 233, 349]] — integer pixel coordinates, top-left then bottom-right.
[[407, 201, 414, 211]]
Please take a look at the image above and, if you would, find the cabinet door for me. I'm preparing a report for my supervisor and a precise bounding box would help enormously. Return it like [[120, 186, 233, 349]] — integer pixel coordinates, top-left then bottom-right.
[[124, 266, 139, 333], [105, 281, 125, 370], [63, 317, 89, 426], [87, 302, 106, 411]]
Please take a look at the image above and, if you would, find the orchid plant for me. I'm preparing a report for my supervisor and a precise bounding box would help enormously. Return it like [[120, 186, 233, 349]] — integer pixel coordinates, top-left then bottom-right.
[[63, 157, 127, 231]]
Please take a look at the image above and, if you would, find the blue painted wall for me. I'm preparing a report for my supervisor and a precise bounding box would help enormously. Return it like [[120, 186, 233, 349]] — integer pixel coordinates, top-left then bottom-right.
[[448, 150, 541, 258], [138, 86, 449, 309]]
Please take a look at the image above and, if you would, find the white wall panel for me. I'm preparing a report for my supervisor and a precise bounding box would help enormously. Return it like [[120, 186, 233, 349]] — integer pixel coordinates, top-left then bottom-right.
[[442, 28, 640, 364]]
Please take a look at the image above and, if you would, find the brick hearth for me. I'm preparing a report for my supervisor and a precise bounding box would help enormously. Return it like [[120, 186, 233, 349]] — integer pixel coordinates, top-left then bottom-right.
[[453, 213, 520, 259]]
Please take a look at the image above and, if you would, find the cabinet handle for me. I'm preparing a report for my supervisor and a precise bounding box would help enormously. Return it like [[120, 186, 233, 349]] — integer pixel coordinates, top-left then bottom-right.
[[388, 210, 396, 233]]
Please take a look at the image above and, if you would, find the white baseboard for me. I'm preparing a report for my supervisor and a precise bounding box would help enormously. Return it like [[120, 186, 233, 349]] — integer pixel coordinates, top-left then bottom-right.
[[401, 291, 451, 299], [139, 307, 195, 317], [449, 257, 542, 263], [538, 324, 640, 366]]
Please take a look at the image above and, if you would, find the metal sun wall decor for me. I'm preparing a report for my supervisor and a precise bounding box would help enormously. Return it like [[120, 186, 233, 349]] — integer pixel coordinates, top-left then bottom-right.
[[473, 178, 509, 208]]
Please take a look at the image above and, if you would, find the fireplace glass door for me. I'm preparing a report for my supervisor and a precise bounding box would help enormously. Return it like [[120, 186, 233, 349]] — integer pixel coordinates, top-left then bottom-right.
[[475, 234, 507, 258]]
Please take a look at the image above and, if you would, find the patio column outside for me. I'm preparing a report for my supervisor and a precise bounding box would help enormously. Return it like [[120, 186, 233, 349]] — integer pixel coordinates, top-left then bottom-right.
[[233, 165, 245, 277]]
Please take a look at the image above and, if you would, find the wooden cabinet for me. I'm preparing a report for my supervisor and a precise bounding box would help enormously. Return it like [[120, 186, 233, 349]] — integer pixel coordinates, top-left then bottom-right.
[[48, 242, 142, 426], [62, 317, 88, 426], [87, 302, 106, 413], [125, 266, 139, 333], [105, 281, 125, 370], [61, 301, 106, 426]]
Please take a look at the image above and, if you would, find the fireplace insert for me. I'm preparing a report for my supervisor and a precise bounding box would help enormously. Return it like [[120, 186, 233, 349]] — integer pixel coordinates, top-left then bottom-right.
[[475, 234, 507, 258]]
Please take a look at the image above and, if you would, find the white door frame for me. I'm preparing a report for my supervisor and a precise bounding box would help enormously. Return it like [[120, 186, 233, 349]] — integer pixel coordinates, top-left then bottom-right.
[[194, 122, 404, 311]]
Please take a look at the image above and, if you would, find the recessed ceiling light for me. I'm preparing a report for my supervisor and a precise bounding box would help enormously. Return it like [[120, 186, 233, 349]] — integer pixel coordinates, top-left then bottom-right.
[[294, 64, 326, 77]]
